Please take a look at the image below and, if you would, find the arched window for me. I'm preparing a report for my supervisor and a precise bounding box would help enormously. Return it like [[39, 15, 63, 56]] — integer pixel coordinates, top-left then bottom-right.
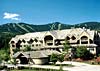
[[11, 41, 15, 44], [81, 36, 88, 44], [81, 36, 88, 40], [44, 35, 53, 46]]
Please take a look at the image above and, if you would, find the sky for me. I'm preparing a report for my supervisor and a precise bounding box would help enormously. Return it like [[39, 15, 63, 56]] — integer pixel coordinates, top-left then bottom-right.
[[0, 0, 100, 25]]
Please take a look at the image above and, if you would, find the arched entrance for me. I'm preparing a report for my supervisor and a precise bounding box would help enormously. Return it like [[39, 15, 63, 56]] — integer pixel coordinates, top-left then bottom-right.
[[17, 54, 28, 64]]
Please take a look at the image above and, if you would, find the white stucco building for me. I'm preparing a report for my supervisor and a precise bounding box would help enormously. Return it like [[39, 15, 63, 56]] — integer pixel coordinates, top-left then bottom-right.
[[9, 27, 100, 64]]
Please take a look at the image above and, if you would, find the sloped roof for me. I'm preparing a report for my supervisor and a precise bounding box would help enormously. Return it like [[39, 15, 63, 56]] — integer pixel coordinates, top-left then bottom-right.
[[13, 51, 48, 59], [10, 28, 95, 43], [13, 51, 29, 58], [43, 50, 61, 55], [25, 51, 48, 58], [49, 30, 58, 39]]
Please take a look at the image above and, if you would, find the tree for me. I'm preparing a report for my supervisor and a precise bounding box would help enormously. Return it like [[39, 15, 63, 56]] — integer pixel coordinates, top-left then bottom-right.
[[63, 40, 70, 53], [58, 54, 65, 63], [50, 53, 58, 64], [57, 54, 65, 71], [75, 46, 94, 60], [24, 46, 31, 51], [0, 49, 10, 62], [63, 40, 71, 60]]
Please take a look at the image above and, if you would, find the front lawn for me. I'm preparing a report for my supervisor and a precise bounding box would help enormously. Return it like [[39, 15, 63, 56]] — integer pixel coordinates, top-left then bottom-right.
[[11, 68, 61, 71]]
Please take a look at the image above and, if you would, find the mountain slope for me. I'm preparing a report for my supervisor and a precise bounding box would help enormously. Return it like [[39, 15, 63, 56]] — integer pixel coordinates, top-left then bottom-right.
[[0, 22, 72, 34], [0, 22, 100, 34], [75, 22, 100, 30]]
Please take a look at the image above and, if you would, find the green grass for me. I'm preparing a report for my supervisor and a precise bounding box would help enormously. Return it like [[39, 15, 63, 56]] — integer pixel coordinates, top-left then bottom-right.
[[11, 69, 60, 71], [11, 69, 35, 71], [11, 68, 61, 71]]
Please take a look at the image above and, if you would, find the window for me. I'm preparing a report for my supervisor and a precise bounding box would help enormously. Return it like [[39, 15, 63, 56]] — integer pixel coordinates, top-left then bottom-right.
[[81, 36, 88, 40], [39, 44, 41, 46], [44, 35, 53, 46], [89, 48, 94, 51], [71, 36, 76, 40], [12, 45, 15, 47], [32, 45, 34, 47], [47, 43, 53, 45], [11, 41, 15, 44], [89, 39, 93, 44], [24, 45, 26, 47], [36, 44, 38, 46], [66, 36, 70, 40], [22, 39, 26, 43], [55, 39, 61, 46], [28, 39, 33, 44]]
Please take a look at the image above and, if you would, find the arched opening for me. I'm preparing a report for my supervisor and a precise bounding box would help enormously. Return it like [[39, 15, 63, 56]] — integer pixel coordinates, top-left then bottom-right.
[[81, 36, 88, 44], [71, 36, 76, 40], [81, 36, 88, 40], [17, 53, 28, 64], [44, 35, 53, 46], [11, 41, 15, 44]]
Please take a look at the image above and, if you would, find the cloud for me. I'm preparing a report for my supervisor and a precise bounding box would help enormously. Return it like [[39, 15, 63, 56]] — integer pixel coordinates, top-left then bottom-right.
[[3, 12, 21, 21]]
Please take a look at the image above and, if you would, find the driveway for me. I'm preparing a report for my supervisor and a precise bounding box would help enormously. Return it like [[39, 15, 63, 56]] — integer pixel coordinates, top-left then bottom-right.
[[5, 61, 100, 71], [59, 61, 100, 71], [30, 61, 100, 71]]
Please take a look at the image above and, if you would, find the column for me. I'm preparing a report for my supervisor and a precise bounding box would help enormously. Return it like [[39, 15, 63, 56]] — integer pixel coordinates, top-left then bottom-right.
[[53, 39, 55, 46], [80, 39, 81, 44], [88, 39, 90, 44]]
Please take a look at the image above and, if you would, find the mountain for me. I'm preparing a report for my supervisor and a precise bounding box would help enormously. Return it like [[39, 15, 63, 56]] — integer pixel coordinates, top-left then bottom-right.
[[0, 22, 73, 34], [0, 22, 100, 34], [75, 22, 100, 30]]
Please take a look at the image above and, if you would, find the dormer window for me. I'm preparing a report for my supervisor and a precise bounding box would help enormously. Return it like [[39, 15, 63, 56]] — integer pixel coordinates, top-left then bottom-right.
[[28, 39, 33, 44], [66, 36, 70, 40], [22, 39, 26, 43], [71, 36, 76, 40]]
